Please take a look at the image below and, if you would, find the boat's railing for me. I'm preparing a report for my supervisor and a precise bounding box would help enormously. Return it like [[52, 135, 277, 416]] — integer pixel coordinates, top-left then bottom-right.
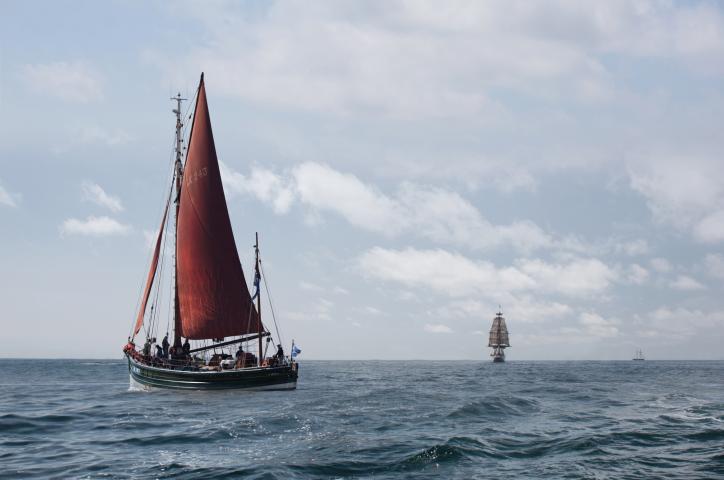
[[127, 349, 292, 371]]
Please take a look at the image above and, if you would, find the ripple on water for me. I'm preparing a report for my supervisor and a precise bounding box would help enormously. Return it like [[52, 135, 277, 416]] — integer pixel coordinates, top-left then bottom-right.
[[448, 395, 539, 419]]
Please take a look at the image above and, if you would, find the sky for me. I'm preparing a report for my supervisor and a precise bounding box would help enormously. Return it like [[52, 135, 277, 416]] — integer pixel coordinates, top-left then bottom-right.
[[1, 0, 723, 360]]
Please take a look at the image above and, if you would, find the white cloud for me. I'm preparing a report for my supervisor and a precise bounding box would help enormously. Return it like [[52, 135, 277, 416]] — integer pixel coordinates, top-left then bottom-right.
[[424, 323, 453, 334], [77, 126, 131, 146], [627, 264, 649, 285], [365, 306, 382, 316], [505, 299, 572, 324], [579, 312, 619, 338], [82, 182, 124, 212], [20, 61, 103, 103], [157, 2, 724, 118], [704, 254, 724, 280], [284, 297, 334, 322], [670, 275, 706, 291], [223, 162, 569, 253], [517, 257, 618, 297], [221, 163, 295, 214], [694, 210, 724, 244], [359, 247, 617, 298], [441, 298, 571, 324], [650, 257, 672, 273], [0, 181, 20, 207], [359, 247, 533, 298], [294, 163, 404, 235], [636, 306, 724, 339], [52, 127, 132, 154], [628, 154, 724, 243], [60, 216, 131, 236], [616, 239, 649, 256], [299, 281, 324, 292]]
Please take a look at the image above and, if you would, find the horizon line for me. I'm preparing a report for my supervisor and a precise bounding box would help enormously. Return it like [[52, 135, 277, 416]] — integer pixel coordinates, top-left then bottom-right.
[[1, 357, 723, 362]]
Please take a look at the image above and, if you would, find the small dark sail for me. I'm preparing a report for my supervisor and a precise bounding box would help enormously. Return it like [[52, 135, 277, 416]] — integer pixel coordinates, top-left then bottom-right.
[[176, 75, 261, 340], [133, 196, 170, 336]]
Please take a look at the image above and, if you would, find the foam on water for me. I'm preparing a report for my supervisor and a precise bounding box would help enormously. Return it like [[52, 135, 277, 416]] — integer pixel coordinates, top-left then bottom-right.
[[1, 359, 723, 479]]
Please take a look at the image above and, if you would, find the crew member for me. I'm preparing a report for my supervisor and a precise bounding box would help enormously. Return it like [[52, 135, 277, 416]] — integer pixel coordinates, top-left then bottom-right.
[[162, 334, 170, 358]]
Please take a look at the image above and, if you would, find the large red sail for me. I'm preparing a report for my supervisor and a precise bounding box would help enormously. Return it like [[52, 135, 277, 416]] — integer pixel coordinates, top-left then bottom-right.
[[133, 196, 170, 337], [176, 75, 261, 340]]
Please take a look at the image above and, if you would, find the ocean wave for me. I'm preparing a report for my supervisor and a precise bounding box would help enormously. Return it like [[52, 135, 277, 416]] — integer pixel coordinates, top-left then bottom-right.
[[0, 412, 82, 434], [448, 396, 539, 419]]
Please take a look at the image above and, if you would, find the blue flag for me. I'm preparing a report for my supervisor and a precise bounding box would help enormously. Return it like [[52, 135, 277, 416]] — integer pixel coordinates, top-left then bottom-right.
[[291, 344, 301, 358]]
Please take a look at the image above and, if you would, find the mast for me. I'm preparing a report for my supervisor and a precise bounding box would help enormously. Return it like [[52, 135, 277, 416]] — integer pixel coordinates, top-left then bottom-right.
[[255, 232, 262, 365], [171, 92, 186, 346]]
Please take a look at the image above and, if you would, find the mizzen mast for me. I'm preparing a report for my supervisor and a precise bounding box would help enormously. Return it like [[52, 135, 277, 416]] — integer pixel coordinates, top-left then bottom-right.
[[255, 232, 263, 365]]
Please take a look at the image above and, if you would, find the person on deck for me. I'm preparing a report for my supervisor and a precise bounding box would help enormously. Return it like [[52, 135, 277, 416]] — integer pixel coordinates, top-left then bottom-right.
[[162, 334, 169, 358], [142, 338, 151, 357], [172, 337, 182, 361], [155, 344, 163, 358], [182, 338, 191, 357], [275, 344, 284, 362], [235, 346, 245, 368]]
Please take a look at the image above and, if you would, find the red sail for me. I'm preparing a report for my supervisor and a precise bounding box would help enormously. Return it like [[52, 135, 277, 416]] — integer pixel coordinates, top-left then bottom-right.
[[176, 75, 261, 340], [133, 197, 170, 337]]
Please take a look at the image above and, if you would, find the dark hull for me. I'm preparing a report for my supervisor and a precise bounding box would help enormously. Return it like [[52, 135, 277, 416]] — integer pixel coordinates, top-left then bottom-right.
[[492, 355, 505, 363], [127, 355, 298, 391]]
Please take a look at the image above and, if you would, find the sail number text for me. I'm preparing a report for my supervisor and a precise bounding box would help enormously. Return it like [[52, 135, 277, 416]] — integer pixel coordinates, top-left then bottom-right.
[[186, 167, 208, 187]]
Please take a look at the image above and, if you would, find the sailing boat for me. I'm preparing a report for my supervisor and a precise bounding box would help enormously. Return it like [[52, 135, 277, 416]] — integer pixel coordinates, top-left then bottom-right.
[[123, 73, 298, 390], [488, 309, 510, 363], [633, 349, 645, 361]]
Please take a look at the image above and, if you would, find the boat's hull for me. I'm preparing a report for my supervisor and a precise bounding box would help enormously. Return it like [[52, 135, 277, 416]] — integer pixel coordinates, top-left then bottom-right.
[[492, 355, 505, 363], [126, 355, 298, 391]]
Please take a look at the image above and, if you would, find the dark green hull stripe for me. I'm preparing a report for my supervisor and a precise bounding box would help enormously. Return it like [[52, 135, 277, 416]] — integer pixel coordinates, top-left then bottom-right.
[[127, 356, 297, 390]]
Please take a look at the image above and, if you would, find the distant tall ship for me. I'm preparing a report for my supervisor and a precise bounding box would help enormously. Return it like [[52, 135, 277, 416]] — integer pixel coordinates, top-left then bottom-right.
[[488, 309, 510, 363], [633, 349, 645, 361]]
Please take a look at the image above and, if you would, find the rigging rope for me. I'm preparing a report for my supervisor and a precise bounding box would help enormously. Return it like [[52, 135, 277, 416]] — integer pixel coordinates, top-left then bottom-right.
[[129, 134, 178, 341], [147, 184, 173, 340], [259, 260, 284, 349]]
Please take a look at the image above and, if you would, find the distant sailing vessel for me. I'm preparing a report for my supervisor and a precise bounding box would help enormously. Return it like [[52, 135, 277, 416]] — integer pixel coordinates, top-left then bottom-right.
[[123, 73, 298, 390], [633, 349, 645, 361], [488, 309, 510, 362]]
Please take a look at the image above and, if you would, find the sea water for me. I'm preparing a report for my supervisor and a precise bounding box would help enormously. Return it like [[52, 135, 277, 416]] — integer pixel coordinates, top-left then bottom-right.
[[0, 359, 722, 479]]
